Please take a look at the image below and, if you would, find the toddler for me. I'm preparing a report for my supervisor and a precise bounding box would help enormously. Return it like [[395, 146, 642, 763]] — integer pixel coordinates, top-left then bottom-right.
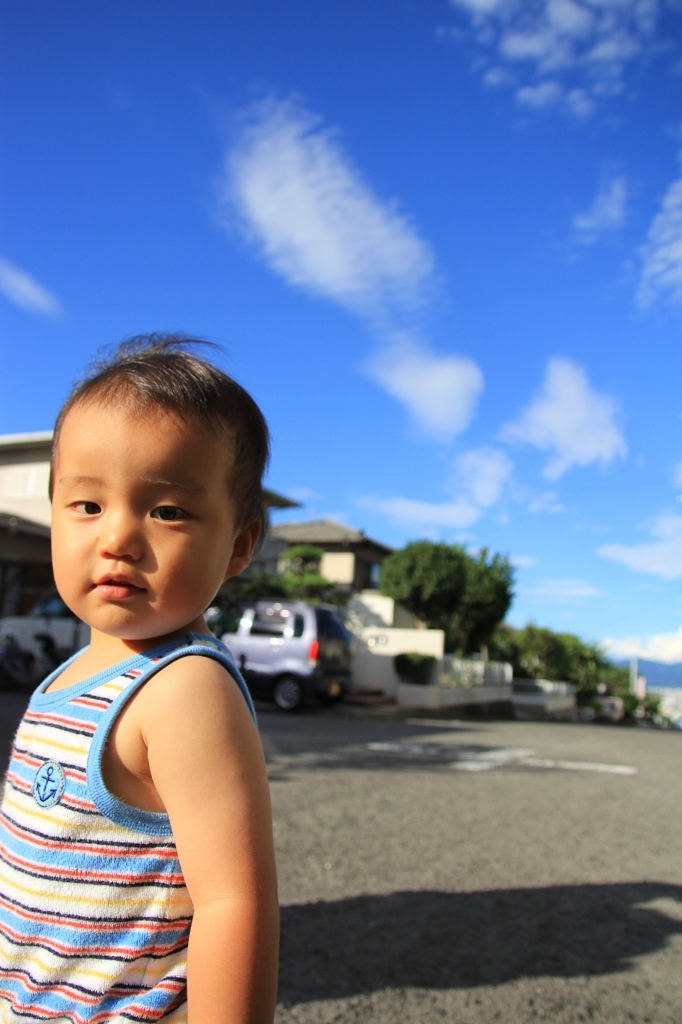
[[0, 336, 279, 1022]]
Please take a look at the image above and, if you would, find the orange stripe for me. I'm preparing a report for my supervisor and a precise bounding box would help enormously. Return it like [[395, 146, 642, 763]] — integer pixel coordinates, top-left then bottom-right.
[[0, 894, 189, 932], [0, 815, 179, 860], [23, 711, 97, 733]]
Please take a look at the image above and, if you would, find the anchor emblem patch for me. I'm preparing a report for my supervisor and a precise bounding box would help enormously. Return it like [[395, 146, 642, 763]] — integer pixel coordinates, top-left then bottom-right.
[[33, 761, 65, 808]]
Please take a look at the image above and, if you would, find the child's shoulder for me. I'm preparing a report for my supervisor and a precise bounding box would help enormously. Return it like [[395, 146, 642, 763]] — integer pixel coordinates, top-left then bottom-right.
[[137, 636, 255, 733]]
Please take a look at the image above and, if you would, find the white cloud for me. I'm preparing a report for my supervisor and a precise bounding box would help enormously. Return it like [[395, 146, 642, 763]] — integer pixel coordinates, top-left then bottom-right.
[[511, 554, 537, 568], [527, 489, 565, 513], [455, 446, 513, 506], [502, 357, 627, 479], [573, 174, 627, 244], [360, 494, 483, 529], [0, 257, 63, 318], [516, 80, 564, 109], [221, 98, 485, 439], [360, 445, 512, 529], [637, 156, 682, 307], [603, 628, 682, 665], [523, 577, 605, 601], [446, 0, 672, 116], [599, 513, 682, 579], [366, 335, 484, 440], [222, 98, 435, 319]]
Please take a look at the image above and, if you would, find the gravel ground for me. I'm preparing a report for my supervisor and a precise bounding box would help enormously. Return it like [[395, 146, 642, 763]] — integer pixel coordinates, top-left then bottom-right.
[[2, 695, 680, 1022], [258, 710, 682, 1024]]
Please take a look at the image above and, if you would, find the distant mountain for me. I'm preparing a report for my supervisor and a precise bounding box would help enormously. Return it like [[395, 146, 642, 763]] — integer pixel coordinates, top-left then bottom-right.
[[613, 659, 682, 689]]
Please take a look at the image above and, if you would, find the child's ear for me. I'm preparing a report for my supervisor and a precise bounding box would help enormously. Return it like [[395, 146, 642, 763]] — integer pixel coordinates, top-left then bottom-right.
[[224, 520, 261, 580]]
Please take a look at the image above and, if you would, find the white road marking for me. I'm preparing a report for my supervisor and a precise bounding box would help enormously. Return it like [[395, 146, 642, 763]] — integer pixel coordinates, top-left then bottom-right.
[[366, 743, 638, 776], [518, 757, 638, 775], [368, 742, 442, 756], [451, 748, 537, 771]]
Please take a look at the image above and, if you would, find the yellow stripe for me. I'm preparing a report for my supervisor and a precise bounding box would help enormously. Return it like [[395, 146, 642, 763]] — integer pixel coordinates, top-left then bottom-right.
[[18, 733, 89, 757], [0, 933, 187, 987], [0, 864, 191, 914], [2, 793, 119, 835]]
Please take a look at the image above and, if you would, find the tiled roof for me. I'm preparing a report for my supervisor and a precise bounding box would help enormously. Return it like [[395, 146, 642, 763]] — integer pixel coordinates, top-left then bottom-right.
[[271, 519, 392, 552]]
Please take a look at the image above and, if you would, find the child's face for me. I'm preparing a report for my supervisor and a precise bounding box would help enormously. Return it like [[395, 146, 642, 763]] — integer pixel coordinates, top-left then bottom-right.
[[51, 400, 258, 648]]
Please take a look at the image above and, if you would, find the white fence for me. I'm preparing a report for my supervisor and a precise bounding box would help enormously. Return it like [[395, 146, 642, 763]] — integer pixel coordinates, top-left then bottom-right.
[[440, 657, 512, 689]]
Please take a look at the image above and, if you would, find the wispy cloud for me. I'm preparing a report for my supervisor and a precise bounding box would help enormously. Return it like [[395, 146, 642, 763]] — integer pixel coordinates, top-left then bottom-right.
[[527, 489, 565, 514], [444, 0, 671, 117], [366, 334, 483, 439], [573, 174, 627, 245], [0, 257, 63, 318], [599, 513, 682, 579], [220, 97, 483, 438], [502, 357, 627, 479], [360, 446, 512, 529], [223, 99, 434, 319], [521, 577, 605, 602], [637, 153, 682, 307], [603, 627, 682, 664], [511, 554, 537, 568]]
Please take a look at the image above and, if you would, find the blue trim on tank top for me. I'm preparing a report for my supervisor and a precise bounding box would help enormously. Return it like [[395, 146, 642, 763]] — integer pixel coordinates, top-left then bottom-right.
[[85, 634, 256, 834], [29, 636, 186, 708]]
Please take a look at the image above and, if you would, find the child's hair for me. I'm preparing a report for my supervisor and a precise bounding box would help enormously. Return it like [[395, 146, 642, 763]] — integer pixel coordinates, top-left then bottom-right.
[[50, 334, 270, 532]]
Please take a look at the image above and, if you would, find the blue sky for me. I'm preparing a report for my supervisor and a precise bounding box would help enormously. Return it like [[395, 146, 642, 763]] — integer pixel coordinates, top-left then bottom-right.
[[2, 0, 682, 659]]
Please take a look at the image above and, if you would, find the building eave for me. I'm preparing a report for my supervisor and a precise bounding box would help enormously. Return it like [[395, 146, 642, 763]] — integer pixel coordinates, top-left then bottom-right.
[[0, 431, 53, 453]]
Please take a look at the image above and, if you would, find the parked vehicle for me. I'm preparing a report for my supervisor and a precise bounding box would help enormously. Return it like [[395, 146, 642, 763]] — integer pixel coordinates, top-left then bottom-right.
[[213, 600, 353, 711], [0, 590, 90, 689], [0, 590, 89, 659]]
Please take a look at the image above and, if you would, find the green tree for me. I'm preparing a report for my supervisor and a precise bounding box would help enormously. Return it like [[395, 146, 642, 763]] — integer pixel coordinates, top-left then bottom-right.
[[219, 545, 347, 606], [379, 541, 468, 632], [488, 623, 630, 693], [278, 545, 346, 604], [448, 547, 515, 655], [379, 540, 514, 653]]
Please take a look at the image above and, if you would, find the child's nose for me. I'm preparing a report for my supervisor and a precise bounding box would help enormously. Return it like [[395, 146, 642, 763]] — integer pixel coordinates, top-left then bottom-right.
[[98, 512, 145, 561]]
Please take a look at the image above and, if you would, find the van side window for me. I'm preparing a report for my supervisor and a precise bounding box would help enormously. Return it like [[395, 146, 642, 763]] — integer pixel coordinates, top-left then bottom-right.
[[314, 608, 350, 641]]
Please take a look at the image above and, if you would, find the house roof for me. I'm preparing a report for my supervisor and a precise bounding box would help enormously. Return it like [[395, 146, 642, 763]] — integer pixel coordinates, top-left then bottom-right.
[[263, 489, 299, 510], [271, 519, 393, 554], [0, 432, 299, 512]]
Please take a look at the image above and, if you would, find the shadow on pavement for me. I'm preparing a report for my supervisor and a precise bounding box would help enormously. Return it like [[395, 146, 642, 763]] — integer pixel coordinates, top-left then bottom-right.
[[278, 882, 682, 1003]]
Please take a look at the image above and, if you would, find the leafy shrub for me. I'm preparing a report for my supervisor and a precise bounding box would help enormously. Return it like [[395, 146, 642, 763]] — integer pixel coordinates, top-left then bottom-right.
[[394, 653, 436, 686]]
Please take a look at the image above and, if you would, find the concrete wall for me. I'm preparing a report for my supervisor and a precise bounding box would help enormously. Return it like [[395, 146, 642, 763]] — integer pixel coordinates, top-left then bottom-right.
[[346, 591, 421, 630], [353, 626, 445, 696]]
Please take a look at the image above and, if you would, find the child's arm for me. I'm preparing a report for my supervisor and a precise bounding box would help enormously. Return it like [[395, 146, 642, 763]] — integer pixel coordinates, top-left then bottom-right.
[[142, 657, 279, 1024]]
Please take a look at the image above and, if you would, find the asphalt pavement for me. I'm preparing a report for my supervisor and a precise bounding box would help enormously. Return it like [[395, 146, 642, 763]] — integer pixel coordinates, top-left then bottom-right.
[[1, 695, 680, 1022], [259, 707, 682, 1024]]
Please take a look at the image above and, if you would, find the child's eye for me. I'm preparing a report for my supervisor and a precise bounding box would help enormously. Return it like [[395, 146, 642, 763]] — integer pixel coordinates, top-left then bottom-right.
[[73, 501, 101, 515], [151, 506, 188, 522]]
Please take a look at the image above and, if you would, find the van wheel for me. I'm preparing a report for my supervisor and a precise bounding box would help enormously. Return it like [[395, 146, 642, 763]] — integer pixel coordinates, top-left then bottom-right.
[[273, 675, 304, 711]]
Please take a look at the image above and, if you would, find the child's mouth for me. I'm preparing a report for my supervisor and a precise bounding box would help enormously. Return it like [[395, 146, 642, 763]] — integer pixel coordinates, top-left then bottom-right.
[[95, 578, 145, 600]]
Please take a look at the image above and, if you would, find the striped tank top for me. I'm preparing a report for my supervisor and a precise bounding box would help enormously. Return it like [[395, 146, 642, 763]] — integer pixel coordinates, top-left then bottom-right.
[[0, 632, 255, 1023]]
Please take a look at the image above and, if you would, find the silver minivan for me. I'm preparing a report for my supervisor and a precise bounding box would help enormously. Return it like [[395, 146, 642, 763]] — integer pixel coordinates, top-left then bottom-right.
[[219, 601, 353, 711]]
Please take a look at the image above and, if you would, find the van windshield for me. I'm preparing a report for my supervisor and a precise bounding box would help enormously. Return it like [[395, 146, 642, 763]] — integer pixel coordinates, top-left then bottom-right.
[[251, 606, 305, 637]]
